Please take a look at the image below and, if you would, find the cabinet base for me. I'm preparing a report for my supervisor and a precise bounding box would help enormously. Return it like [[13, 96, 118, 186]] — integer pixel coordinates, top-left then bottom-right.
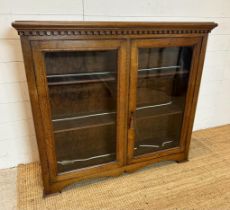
[[176, 158, 189, 163], [43, 152, 187, 195]]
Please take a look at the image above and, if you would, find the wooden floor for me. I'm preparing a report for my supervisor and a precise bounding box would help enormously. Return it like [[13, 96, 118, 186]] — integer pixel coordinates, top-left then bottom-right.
[[1, 125, 230, 210]]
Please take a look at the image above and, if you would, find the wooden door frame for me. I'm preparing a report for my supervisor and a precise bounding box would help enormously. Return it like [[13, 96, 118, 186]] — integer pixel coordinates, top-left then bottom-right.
[[127, 37, 203, 164], [31, 39, 128, 193]]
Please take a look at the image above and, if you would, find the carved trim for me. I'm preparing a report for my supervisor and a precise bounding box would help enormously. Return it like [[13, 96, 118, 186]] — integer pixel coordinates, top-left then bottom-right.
[[17, 28, 211, 36]]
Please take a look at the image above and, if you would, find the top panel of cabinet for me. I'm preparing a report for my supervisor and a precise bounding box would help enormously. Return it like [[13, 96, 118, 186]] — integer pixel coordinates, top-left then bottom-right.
[[12, 21, 217, 38]]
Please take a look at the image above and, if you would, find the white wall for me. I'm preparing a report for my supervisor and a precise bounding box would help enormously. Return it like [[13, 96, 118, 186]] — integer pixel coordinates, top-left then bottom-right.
[[0, 0, 230, 169]]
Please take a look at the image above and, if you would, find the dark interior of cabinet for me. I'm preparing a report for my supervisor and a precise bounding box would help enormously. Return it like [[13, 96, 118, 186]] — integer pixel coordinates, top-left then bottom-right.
[[43, 45, 193, 172], [134, 113, 183, 156], [134, 46, 193, 156], [45, 51, 117, 75], [55, 124, 116, 173], [44, 50, 118, 173], [48, 82, 116, 120]]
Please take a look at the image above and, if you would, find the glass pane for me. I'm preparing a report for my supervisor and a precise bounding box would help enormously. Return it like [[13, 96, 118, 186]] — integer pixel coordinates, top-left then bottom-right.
[[134, 46, 193, 156], [44, 50, 118, 173]]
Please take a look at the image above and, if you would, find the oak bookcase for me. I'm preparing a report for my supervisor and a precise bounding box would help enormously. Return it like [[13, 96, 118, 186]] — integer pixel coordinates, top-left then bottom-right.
[[12, 21, 217, 194]]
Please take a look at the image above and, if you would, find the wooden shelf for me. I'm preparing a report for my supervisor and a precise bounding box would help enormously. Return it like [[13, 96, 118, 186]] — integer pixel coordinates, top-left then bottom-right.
[[53, 112, 116, 133], [47, 72, 116, 86], [134, 137, 178, 156], [135, 138, 176, 150], [57, 153, 116, 166], [136, 101, 183, 121], [52, 101, 183, 134], [47, 66, 188, 86], [138, 65, 181, 72], [138, 66, 189, 79], [138, 70, 189, 79]]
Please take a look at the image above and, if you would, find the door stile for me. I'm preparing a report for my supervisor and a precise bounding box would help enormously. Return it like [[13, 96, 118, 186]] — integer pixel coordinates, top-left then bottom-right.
[[177, 39, 203, 151], [127, 40, 138, 162], [32, 45, 58, 181], [115, 40, 128, 167]]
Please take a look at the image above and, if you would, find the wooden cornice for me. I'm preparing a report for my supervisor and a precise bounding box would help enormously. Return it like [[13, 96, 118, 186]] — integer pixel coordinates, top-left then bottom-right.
[[12, 21, 217, 36]]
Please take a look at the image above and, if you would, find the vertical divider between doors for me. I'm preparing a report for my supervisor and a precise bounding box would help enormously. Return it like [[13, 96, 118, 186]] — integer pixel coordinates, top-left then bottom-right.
[[127, 40, 138, 163], [116, 40, 129, 167], [123, 38, 131, 166]]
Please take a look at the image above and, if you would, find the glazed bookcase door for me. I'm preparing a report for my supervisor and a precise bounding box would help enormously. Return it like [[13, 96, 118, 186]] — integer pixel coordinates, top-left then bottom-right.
[[31, 40, 127, 180], [128, 38, 202, 163]]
